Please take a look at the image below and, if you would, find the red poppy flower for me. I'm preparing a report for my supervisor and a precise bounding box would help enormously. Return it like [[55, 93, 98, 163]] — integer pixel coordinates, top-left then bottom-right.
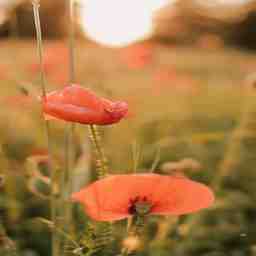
[[72, 173, 214, 221], [42, 84, 128, 125]]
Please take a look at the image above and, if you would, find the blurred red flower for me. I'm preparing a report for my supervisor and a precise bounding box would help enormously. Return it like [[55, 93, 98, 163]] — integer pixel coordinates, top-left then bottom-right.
[[42, 84, 128, 125], [119, 43, 153, 69], [30, 148, 48, 156], [153, 67, 198, 94], [0, 64, 9, 80], [153, 68, 178, 84], [29, 42, 69, 86], [3, 94, 35, 109], [72, 173, 214, 221], [196, 34, 224, 50]]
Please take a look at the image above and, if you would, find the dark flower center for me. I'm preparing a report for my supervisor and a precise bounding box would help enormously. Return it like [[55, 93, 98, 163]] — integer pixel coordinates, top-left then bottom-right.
[[128, 196, 152, 216]]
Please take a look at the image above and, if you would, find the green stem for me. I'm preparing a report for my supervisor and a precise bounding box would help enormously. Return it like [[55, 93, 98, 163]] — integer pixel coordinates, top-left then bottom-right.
[[88, 125, 108, 179], [62, 0, 76, 253], [32, 0, 46, 97], [10, 9, 19, 39], [86, 126, 113, 252], [130, 215, 145, 237], [121, 215, 145, 256], [0, 221, 17, 255], [32, 1, 59, 256], [121, 249, 130, 256], [132, 141, 141, 173], [68, 0, 76, 84], [212, 97, 253, 189], [62, 124, 75, 255]]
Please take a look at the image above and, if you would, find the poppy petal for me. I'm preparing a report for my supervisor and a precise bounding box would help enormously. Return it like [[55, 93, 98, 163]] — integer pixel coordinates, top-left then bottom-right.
[[43, 101, 103, 124], [72, 174, 214, 221], [72, 175, 133, 221], [61, 85, 103, 109], [150, 175, 214, 215], [72, 174, 162, 221]]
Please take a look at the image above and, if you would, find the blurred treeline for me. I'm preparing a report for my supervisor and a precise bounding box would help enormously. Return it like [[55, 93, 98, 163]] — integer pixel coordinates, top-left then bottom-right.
[[154, 0, 256, 50], [2, 0, 256, 49], [0, 0, 70, 38]]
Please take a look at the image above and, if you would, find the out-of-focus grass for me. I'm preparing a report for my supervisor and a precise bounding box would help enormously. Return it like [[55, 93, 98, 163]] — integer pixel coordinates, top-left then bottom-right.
[[1, 40, 256, 255]]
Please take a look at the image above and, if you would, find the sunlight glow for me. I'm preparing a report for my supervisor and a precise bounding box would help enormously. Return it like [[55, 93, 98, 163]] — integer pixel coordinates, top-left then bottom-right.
[[80, 0, 170, 47]]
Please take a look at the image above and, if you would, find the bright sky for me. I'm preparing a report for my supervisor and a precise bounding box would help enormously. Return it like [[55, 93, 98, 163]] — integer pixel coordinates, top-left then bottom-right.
[[80, 0, 172, 47]]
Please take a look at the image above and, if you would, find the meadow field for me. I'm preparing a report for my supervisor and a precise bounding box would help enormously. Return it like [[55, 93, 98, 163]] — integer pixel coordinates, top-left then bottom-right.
[[0, 40, 256, 256]]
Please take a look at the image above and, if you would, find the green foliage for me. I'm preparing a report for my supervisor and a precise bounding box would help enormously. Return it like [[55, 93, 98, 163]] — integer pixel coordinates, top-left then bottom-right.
[[0, 43, 256, 256], [79, 222, 113, 256]]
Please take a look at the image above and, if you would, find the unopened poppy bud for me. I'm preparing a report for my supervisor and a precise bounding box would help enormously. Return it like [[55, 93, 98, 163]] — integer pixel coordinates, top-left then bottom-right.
[[161, 158, 201, 174], [180, 158, 202, 172], [42, 85, 128, 125], [161, 161, 182, 173]]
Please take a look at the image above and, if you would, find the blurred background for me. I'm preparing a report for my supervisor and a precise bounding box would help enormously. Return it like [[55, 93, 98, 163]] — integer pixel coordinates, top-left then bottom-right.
[[1, 0, 256, 256], [2, 0, 256, 48]]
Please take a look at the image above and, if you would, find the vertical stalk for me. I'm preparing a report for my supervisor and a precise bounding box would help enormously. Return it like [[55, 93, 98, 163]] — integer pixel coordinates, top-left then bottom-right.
[[65, 0, 76, 199], [32, 1, 59, 256], [121, 215, 146, 256], [62, 0, 76, 253], [88, 125, 109, 178], [121, 249, 130, 256], [132, 141, 141, 173], [68, 0, 76, 84], [212, 98, 253, 189], [63, 124, 74, 231], [32, 0, 46, 97], [10, 9, 18, 39], [88, 125, 113, 253]]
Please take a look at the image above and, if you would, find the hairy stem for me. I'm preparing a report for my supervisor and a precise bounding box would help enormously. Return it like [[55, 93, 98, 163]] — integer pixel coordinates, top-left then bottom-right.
[[87, 129, 113, 252], [88, 125, 109, 179], [32, 1, 59, 255], [121, 215, 146, 256], [130, 215, 146, 237]]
